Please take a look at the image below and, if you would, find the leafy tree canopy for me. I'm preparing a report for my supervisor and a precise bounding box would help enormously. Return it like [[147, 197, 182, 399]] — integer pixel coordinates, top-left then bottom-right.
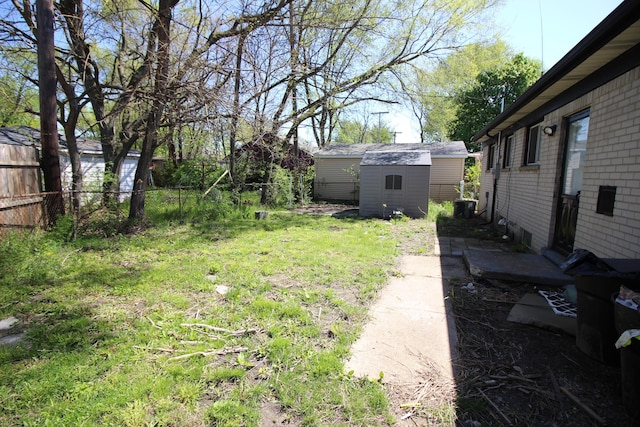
[[450, 53, 541, 151], [409, 39, 512, 142], [334, 120, 393, 144]]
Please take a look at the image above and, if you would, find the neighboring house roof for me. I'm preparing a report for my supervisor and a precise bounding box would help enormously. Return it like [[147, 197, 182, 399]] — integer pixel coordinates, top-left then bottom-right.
[[473, 0, 640, 143], [0, 126, 40, 147], [0, 126, 140, 157], [314, 141, 468, 159], [361, 150, 432, 166]]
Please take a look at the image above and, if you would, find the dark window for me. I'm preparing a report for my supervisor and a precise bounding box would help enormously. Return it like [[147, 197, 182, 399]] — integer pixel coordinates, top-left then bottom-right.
[[525, 124, 542, 165], [503, 135, 514, 168], [487, 143, 496, 171], [385, 174, 402, 190], [596, 186, 616, 216]]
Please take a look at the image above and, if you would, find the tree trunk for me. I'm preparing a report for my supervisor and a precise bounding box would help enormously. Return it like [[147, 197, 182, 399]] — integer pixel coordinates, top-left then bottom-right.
[[129, 0, 177, 220], [55, 65, 83, 214], [36, 0, 64, 225], [228, 33, 246, 200]]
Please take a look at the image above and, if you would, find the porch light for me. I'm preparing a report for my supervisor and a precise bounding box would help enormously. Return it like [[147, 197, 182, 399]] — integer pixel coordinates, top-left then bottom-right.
[[543, 125, 557, 136]]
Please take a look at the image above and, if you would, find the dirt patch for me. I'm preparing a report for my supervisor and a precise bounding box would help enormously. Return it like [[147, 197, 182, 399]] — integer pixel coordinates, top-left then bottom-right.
[[453, 276, 640, 426], [287, 203, 359, 217]]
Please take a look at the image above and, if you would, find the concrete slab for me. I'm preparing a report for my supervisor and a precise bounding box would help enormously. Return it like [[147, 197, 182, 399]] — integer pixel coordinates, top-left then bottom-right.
[[0, 333, 26, 346], [508, 293, 577, 336], [463, 249, 574, 287], [346, 256, 462, 384], [0, 316, 19, 338]]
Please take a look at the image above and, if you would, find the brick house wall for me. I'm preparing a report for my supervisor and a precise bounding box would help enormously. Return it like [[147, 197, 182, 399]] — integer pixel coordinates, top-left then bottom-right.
[[480, 66, 640, 258]]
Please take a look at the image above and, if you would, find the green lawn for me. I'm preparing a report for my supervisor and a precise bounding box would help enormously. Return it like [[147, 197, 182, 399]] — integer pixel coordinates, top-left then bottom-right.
[[1, 196, 442, 426]]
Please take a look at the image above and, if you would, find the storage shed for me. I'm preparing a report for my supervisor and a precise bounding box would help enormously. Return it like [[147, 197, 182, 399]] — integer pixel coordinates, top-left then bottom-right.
[[359, 150, 431, 218], [314, 141, 467, 203]]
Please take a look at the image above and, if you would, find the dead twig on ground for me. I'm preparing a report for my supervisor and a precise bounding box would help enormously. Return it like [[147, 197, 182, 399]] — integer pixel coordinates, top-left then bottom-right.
[[180, 323, 260, 336], [133, 346, 176, 353], [168, 346, 249, 361], [560, 387, 607, 426], [146, 316, 163, 330], [477, 387, 513, 426]]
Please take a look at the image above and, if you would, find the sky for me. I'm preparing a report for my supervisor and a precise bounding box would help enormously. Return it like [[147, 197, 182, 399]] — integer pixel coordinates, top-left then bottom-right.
[[388, 0, 625, 144]]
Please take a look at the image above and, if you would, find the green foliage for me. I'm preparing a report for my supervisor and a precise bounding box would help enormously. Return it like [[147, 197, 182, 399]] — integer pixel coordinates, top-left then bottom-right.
[[461, 161, 481, 199], [0, 67, 40, 128], [413, 40, 512, 142], [160, 160, 224, 189], [450, 53, 542, 150], [427, 200, 453, 222], [334, 120, 393, 144]]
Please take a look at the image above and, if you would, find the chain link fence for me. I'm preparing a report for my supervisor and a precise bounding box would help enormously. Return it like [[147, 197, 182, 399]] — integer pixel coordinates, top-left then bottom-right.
[[0, 187, 196, 235]]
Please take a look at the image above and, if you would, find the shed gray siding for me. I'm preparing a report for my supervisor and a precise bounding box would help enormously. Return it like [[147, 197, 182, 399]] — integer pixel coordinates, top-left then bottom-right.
[[359, 151, 431, 218]]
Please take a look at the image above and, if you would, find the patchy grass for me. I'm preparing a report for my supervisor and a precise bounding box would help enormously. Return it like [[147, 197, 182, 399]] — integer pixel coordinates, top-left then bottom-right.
[[0, 200, 409, 426]]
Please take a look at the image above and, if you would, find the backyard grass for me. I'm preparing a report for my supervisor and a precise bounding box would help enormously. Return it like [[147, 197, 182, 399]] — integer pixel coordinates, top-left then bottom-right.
[[0, 193, 443, 426]]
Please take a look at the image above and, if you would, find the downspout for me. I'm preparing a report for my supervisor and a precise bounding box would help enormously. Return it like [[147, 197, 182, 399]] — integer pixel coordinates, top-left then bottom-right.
[[489, 87, 506, 225], [489, 131, 501, 225]]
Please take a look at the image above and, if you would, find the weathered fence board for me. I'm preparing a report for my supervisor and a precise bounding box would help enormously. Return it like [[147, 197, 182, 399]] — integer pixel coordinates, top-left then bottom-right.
[[0, 144, 44, 233]]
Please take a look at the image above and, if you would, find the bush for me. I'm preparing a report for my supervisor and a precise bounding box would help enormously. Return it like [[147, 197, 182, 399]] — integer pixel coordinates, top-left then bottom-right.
[[427, 200, 453, 222]]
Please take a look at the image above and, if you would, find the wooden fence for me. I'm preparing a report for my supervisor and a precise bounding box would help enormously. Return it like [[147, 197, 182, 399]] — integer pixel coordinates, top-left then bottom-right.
[[0, 143, 44, 234]]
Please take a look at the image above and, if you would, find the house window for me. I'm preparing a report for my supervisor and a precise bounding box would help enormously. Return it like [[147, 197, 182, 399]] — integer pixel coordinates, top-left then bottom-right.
[[503, 135, 514, 168], [385, 174, 402, 190], [525, 123, 542, 165], [487, 143, 496, 171]]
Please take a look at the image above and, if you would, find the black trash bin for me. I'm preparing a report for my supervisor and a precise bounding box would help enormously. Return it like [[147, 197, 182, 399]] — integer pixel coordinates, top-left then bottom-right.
[[563, 251, 640, 365]]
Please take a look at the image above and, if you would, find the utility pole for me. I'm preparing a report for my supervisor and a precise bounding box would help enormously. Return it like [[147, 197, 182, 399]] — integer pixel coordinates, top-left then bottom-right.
[[37, 0, 64, 225], [372, 111, 388, 143]]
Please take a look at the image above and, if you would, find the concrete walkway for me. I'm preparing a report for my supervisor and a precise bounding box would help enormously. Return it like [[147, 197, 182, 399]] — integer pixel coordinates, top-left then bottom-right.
[[345, 255, 466, 385], [344, 236, 574, 423], [435, 236, 505, 257]]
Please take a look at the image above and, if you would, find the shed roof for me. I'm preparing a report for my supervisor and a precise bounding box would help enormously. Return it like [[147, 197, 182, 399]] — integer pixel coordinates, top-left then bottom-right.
[[314, 141, 468, 159], [0, 126, 140, 157], [361, 150, 431, 166]]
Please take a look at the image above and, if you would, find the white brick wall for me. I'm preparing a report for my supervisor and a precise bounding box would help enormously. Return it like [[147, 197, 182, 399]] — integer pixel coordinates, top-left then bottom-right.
[[481, 66, 640, 258]]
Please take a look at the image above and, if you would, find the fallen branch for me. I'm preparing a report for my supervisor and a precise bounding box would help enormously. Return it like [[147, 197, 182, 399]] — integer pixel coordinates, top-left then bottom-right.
[[477, 387, 512, 426], [133, 346, 176, 353], [168, 346, 248, 361], [180, 323, 260, 336], [146, 316, 163, 330], [399, 402, 422, 409], [560, 387, 607, 426], [547, 368, 562, 400], [454, 314, 509, 332]]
